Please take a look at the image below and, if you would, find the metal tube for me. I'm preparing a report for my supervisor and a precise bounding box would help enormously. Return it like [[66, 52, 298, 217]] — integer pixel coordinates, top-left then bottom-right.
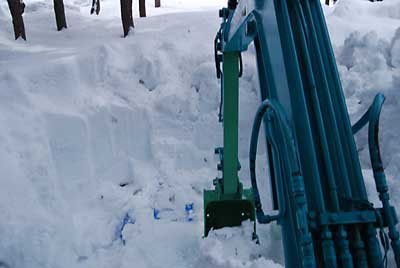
[[222, 52, 240, 195], [274, 0, 326, 212], [249, 99, 316, 268], [368, 94, 400, 267], [288, 1, 353, 266], [309, 1, 383, 266], [297, 1, 357, 266]]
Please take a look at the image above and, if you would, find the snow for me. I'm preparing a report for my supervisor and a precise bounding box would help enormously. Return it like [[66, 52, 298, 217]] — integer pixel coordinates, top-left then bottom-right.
[[0, 0, 399, 267]]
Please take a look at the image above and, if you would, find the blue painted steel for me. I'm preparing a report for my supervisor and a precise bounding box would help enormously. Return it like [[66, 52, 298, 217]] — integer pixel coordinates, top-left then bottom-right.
[[211, 0, 400, 267]]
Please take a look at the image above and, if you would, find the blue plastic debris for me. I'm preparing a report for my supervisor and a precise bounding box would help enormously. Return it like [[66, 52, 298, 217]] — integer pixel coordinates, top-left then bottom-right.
[[153, 208, 161, 220], [185, 203, 194, 222], [153, 207, 178, 221], [116, 212, 135, 245], [78, 256, 88, 262]]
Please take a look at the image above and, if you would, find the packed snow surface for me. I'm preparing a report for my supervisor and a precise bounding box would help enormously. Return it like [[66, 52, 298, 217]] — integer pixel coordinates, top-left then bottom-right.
[[0, 0, 399, 267]]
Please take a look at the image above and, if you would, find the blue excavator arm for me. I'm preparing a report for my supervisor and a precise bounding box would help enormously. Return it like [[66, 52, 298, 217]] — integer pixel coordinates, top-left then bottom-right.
[[206, 0, 400, 267]]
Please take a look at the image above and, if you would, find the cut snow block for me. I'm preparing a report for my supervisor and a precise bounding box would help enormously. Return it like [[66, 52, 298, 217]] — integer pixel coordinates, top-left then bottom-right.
[[45, 113, 92, 191], [99, 157, 134, 185], [134, 54, 161, 91], [109, 105, 152, 161], [87, 108, 113, 177]]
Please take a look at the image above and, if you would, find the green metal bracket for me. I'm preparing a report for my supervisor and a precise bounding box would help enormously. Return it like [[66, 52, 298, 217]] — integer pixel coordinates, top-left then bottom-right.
[[204, 51, 255, 237], [223, 51, 240, 195]]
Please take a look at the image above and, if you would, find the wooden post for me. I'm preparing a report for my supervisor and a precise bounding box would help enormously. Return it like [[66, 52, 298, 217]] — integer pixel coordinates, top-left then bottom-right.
[[53, 0, 67, 30], [120, 0, 134, 37], [6, 0, 26, 40], [155, 0, 160, 8], [139, 0, 146, 17]]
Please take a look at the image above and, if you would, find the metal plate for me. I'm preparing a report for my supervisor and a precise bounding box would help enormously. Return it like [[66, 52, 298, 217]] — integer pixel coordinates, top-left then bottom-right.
[[204, 199, 255, 236]]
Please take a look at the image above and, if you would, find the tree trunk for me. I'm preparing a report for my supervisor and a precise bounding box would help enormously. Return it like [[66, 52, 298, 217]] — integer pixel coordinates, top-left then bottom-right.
[[96, 0, 100, 14], [91, 0, 100, 15], [155, 0, 160, 8], [6, 0, 26, 40], [139, 0, 146, 17], [53, 0, 67, 31], [120, 0, 134, 37]]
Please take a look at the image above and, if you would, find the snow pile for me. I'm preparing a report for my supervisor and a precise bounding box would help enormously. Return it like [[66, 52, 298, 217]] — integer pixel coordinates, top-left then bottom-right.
[[324, 0, 400, 42], [327, 0, 400, 206], [196, 222, 282, 268], [0, 0, 399, 267], [0, 2, 275, 267], [337, 29, 400, 168]]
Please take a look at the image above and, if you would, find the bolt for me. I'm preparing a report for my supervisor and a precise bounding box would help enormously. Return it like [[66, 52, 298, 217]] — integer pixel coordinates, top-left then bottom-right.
[[219, 8, 229, 19], [330, 213, 338, 222], [241, 6, 247, 16], [246, 20, 256, 37]]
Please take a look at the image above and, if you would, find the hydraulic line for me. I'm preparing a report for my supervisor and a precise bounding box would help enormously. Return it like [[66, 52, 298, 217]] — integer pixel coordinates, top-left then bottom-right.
[[306, 1, 383, 266], [249, 99, 316, 268], [292, 2, 355, 267]]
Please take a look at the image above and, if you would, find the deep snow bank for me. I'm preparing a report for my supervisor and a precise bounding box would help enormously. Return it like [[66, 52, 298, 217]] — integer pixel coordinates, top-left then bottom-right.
[[0, 2, 278, 267], [327, 0, 400, 207], [0, 0, 399, 267]]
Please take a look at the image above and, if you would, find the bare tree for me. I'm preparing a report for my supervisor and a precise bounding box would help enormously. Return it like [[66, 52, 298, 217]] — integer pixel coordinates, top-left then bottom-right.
[[90, 0, 100, 15], [120, 0, 134, 37], [155, 0, 160, 8], [139, 0, 146, 17], [53, 0, 67, 30], [7, 0, 26, 40]]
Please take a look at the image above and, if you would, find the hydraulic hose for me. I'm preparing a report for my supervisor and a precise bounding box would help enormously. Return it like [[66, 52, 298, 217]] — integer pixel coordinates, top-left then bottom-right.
[[250, 100, 283, 223], [249, 99, 316, 268], [249, 99, 299, 223]]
